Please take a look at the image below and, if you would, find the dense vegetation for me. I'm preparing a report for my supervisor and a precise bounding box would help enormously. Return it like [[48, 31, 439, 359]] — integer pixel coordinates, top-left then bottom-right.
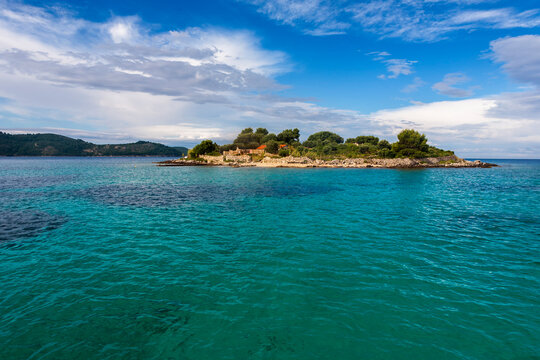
[[189, 140, 220, 158], [193, 128, 453, 159], [0, 132, 188, 157]]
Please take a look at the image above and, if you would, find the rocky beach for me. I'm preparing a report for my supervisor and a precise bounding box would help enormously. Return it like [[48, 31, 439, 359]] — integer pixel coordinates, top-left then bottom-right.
[[157, 154, 497, 168]]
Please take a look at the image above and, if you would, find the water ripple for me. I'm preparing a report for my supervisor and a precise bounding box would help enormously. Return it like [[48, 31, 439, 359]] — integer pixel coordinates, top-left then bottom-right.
[[0, 210, 66, 242]]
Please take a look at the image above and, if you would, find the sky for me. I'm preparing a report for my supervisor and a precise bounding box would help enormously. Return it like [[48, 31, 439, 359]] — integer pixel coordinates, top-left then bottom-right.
[[0, 0, 539, 157]]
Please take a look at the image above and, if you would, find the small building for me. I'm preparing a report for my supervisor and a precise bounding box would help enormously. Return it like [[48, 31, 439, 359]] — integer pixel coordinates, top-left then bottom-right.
[[223, 148, 246, 156], [246, 144, 266, 155], [224, 146, 265, 155]]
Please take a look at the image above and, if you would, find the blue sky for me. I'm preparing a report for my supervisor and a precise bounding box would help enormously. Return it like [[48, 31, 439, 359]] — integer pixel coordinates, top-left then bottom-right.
[[0, 0, 539, 157]]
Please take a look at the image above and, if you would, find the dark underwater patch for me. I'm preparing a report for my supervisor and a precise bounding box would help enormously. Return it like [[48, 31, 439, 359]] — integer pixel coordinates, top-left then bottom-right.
[[0, 210, 66, 242], [75, 182, 336, 208]]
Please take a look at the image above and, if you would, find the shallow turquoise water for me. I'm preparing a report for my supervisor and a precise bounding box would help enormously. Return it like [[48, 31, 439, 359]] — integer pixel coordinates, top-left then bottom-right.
[[0, 158, 538, 359]]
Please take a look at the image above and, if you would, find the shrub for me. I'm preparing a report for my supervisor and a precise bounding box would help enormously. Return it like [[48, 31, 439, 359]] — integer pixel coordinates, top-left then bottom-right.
[[378, 149, 395, 158], [358, 144, 379, 154], [322, 144, 335, 155], [278, 148, 290, 157], [295, 145, 307, 155]]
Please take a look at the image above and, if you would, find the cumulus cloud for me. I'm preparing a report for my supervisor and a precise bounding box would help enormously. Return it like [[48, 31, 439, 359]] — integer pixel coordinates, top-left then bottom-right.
[[490, 35, 540, 87], [432, 73, 474, 97], [0, 2, 344, 142], [242, 0, 540, 41], [0, 1, 378, 144], [1, 1, 539, 157], [368, 92, 540, 157], [0, 5, 289, 102], [108, 18, 140, 44]]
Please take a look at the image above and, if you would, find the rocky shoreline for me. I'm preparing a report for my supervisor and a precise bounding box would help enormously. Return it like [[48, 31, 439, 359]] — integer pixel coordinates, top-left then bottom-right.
[[157, 155, 497, 169]]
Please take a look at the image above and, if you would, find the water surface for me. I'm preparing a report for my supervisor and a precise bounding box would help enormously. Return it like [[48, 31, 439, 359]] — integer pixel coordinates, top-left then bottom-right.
[[0, 157, 538, 359]]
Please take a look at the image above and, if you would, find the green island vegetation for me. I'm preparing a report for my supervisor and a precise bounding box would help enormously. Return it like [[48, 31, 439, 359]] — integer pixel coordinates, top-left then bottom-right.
[[189, 128, 454, 160], [0, 132, 188, 157]]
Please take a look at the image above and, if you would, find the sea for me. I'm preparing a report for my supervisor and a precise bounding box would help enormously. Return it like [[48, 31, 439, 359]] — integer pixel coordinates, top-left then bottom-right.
[[0, 157, 538, 359]]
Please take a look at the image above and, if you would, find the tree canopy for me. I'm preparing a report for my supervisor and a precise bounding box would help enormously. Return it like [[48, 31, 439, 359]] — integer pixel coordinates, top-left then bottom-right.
[[346, 136, 379, 146], [214, 127, 453, 159], [306, 131, 344, 145], [190, 140, 220, 158], [277, 128, 300, 144], [232, 127, 271, 149], [392, 129, 429, 157]]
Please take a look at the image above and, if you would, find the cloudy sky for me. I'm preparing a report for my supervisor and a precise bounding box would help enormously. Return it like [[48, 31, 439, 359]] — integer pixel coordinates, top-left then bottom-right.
[[0, 0, 539, 157]]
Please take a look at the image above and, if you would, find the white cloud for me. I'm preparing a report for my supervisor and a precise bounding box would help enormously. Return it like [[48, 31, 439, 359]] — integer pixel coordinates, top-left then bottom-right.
[[369, 92, 540, 157], [383, 58, 417, 78], [242, 0, 540, 41], [432, 72, 474, 97], [0, 3, 375, 144], [241, 0, 349, 36], [490, 35, 540, 87], [350, 2, 540, 42], [368, 52, 416, 79], [0, 2, 539, 158], [108, 18, 139, 44]]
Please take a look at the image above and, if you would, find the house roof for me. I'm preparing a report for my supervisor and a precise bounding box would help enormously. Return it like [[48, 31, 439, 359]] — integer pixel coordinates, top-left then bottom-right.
[[256, 144, 266, 150], [279, 144, 287, 148]]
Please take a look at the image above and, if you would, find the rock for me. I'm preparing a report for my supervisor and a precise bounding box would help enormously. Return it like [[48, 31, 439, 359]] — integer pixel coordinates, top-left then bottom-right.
[[157, 154, 497, 169]]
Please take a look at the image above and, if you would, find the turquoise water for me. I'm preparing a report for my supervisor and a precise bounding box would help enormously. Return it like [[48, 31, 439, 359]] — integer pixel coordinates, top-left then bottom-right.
[[0, 158, 538, 359]]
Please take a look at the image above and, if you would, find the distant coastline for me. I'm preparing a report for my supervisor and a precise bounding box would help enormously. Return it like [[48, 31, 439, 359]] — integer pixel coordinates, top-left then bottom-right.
[[0, 132, 187, 157]]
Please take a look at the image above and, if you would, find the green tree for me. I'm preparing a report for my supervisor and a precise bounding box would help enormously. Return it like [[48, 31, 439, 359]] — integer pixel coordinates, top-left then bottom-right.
[[219, 144, 236, 153], [346, 136, 379, 145], [378, 139, 391, 150], [277, 128, 300, 144], [233, 128, 262, 149], [255, 128, 268, 136], [190, 140, 220, 158], [265, 140, 279, 154], [392, 129, 429, 157], [261, 133, 277, 143], [306, 131, 344, 145]]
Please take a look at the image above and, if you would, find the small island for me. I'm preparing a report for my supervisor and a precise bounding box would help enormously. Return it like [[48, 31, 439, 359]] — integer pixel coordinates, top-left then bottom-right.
[[158, 128, 496, 169]]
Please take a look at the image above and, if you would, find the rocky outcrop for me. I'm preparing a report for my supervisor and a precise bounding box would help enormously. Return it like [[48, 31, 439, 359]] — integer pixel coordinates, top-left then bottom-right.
[[156, 159, 213, 166], [157, 155, 497, 168]]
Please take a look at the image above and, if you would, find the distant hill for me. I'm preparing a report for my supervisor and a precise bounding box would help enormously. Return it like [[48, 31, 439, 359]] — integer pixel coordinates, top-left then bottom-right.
[[0, 132, 188, 157]]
